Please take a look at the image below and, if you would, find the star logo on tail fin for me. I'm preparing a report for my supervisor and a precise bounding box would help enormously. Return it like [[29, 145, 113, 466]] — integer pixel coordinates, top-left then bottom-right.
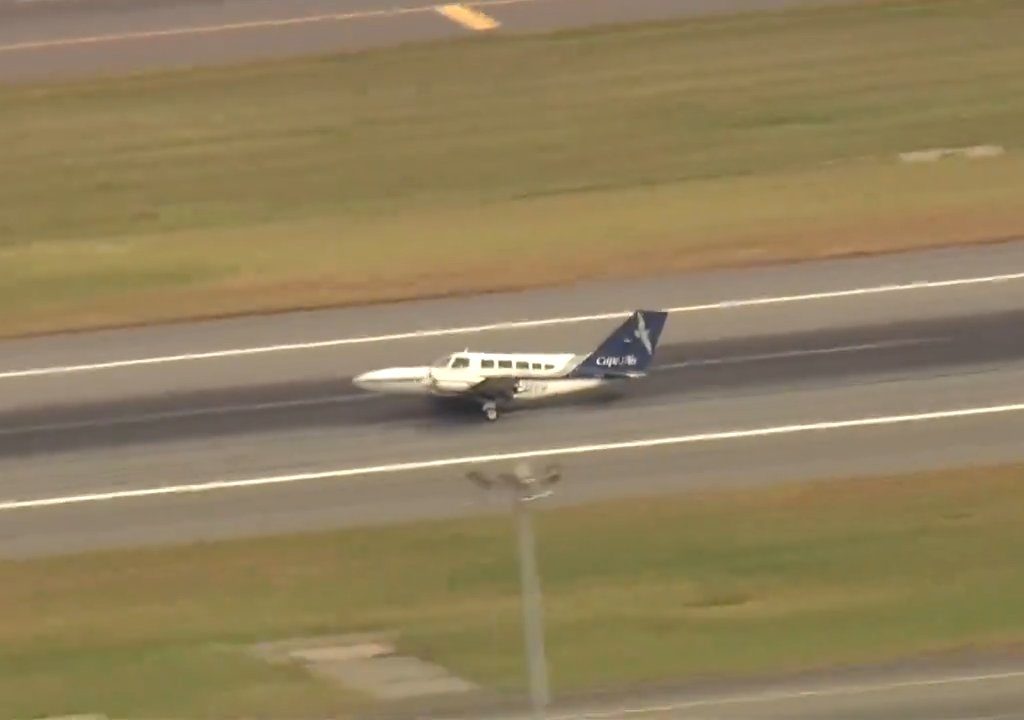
[[634, 313, 653, 355]]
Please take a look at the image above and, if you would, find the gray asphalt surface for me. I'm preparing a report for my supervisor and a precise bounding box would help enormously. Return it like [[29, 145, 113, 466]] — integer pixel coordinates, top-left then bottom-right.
[[475, 651, 1024, 720], [5, 240, 1024, 560], [0, 0, 869, 83], [2, 307, 1023, 458]]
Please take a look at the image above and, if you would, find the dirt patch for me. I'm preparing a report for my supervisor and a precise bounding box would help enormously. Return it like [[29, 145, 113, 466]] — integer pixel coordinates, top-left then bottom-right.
[[250, 633, 481, 701]]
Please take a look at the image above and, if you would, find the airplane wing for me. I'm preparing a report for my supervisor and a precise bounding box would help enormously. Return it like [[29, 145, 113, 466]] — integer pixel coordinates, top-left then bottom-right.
[[468, 376, 521, 401]]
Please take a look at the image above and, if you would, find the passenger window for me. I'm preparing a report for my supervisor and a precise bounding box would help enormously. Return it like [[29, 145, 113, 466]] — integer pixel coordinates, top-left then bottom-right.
[[531, 362, 542, 370], [498, 360, 513, 369], [543, 364, 554, 370], [451, 356, 470, 369], [516, 361, 529, 369], [481, 359, 494, 368]]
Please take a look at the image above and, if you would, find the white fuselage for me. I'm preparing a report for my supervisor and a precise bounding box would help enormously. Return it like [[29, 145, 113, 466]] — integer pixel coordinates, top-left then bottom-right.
[[353, 351, 608, 401]]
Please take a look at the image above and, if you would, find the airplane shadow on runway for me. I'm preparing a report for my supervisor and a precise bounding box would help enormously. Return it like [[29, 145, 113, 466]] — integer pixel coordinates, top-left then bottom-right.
[[0, 377, 635, 460], [420, 386, 626, 426]]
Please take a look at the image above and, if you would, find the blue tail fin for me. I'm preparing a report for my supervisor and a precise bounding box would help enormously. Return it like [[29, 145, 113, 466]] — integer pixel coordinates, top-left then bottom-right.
[[569, 310, 669, 378]]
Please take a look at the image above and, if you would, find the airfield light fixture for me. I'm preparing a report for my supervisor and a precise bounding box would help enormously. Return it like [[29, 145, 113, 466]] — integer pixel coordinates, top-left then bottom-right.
[[466, 461, 561, 720]]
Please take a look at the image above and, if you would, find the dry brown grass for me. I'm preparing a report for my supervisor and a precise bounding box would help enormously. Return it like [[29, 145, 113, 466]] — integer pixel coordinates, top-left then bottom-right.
[[1, 0, 1022, 337], [3, 464, 1024, 718]]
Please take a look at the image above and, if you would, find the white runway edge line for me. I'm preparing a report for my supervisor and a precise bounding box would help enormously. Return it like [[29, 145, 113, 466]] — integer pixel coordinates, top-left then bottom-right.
[[4, 399, 1024, 512], [536, 670, 1024, 720], [3, 269, 1024, 381]]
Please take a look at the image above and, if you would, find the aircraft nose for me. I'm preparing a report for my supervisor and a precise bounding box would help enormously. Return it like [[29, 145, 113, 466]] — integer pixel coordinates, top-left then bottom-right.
[[352, 368, 394, 390]]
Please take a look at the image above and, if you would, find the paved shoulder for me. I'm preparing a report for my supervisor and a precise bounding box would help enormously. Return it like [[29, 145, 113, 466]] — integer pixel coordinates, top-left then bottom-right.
[[474, 651, 1024, 720], [1, 0, 869, 83]]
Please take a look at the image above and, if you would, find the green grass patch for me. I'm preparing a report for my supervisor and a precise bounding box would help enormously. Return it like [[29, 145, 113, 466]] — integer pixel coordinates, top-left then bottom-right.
[[2, 0, 1024, 337], [4, 465, 1024, 718]]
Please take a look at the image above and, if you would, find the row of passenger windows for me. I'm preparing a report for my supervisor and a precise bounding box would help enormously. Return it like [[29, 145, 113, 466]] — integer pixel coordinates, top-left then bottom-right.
[[450, 356, 554, 371], [482, 359, 555, 370]]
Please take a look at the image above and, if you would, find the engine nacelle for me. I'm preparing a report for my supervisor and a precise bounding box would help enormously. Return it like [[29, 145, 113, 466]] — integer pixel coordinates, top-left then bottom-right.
[[425, 368, 479, 394]]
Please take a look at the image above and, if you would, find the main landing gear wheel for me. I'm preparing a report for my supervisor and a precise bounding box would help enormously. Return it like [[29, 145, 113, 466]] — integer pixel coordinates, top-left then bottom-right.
[[482, 401, 499, 421]]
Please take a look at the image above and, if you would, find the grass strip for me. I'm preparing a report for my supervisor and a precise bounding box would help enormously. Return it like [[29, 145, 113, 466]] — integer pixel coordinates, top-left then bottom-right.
[[1, 0, 1023, 337], [2, 464, 1024, 718]]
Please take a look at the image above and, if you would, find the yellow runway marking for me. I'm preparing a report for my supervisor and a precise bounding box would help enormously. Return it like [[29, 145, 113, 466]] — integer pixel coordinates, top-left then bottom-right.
[[0, 0, 522, 53], [434, 3, 501, 31]]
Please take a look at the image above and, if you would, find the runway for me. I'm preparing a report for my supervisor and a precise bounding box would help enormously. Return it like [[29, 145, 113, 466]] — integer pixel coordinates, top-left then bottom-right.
[[487, 653, 1024, 720], [4, 240, 1024, 559], [2, 308, 1024, 458], [0, 0, 871, 83]]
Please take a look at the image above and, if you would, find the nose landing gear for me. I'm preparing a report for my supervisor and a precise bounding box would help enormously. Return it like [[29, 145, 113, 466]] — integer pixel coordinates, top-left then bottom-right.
[[482, 400, 499, 421]]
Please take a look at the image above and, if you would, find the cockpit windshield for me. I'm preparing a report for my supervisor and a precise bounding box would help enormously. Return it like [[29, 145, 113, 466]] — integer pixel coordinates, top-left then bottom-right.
[[431, 354, 472, 369]]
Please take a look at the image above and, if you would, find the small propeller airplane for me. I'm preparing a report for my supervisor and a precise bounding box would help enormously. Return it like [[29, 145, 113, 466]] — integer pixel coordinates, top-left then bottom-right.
[[352, 309, 669, 421]]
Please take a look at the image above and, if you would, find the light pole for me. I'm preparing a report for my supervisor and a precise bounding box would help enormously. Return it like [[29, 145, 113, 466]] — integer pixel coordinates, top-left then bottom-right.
[[467, 461, 561, 720]]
